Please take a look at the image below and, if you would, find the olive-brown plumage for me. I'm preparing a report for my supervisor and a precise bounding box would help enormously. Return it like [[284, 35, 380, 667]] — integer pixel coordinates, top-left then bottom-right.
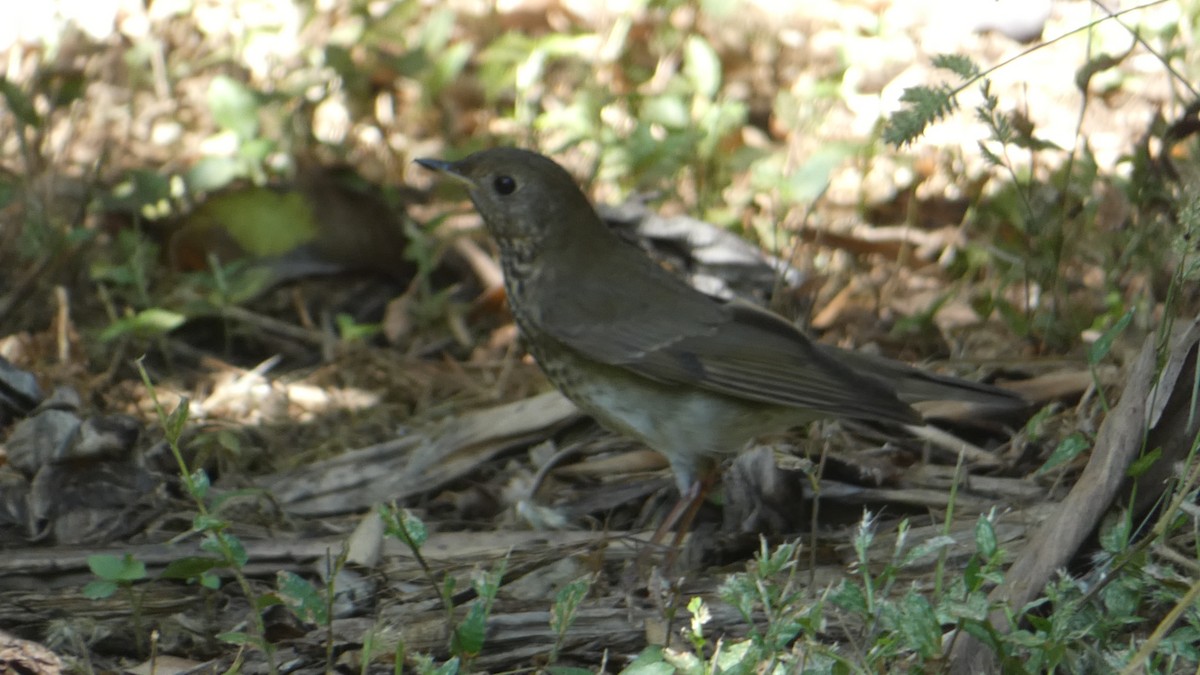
[[418, 148, 1020, 499]]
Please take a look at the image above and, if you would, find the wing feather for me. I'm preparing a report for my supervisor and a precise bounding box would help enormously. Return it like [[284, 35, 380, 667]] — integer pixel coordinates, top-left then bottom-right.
[[537, 256, 918, 424]]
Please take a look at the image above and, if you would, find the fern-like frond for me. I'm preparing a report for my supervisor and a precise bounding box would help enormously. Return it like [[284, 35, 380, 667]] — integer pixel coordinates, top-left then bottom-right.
[[931, 53, 981, 80], [882, 84, 959, 147]]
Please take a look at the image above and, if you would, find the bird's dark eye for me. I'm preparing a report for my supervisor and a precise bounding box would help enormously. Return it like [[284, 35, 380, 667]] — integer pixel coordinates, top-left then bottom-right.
[[493, 175, 517, 195]]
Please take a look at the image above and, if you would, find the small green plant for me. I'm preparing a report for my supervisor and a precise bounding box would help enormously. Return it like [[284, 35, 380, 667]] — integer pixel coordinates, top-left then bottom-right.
[[188, 75, 277, 192], [880, 0, 1200, 350], [548, 574, 593, 665], [84, 553, 150, 653], [91, 229, 160, 312], [136, 360, 279, 675], [622, 539, 836, 674], [380, 504, 506, 669], [400, 216, 458, 331], [336, 313, 382, 342], [276, 570, 330, 627], [1, 68, 90, 261], [661, 513, 970, 671], [83, 552, 148, 599], [276, 553, 347, 675], [829, 513, 964, 669]]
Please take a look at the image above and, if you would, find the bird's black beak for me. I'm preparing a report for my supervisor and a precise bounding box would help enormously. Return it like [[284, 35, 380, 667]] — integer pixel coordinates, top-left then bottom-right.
[[415, 157, 476, 188], [414, 157, 451, 172]]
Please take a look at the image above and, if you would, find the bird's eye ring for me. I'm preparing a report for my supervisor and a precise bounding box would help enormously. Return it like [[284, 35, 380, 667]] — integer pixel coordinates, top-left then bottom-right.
[[493, 175, 517, 196]]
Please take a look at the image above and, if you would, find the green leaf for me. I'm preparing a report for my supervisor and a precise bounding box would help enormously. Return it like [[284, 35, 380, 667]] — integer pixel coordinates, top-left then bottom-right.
[[207, 75, 259, 140], [684, 35, 721, 98], [974, 514, 998, 559], [426, 656, 460, 675], [1075, 51, 1130, 93], [700, 0, 738, 16], [0, 177, 16, 211], [828, 579, 868, 615], [277, 571, 329, 625], [44, 70, 86, 108], [87, 553, 147, 582], [784, 145, 851, 203], [237, 137, 274, 164], [200, 531, 249, 568], [685, 596, 709, 644], [1100, 576, 1139, 618], [165, 397, 190, 440], [749, 145, 854, 208], [473, 558, 505, 604], [104, 169, 174, 215], [83, 579, 118, 599], [209, 487, 265, 513], [198, 527, 223, 546], [451, 602, 488, 657], [87, 554, 126, 580], [932, 53, 981, 79], [217, 631, 253, 645], [993, 296, 1030, 336], [714, 639, 757, 671], [418, 7, 457, 51], [1037, 433, 1090, 474], [978, 140, 1003, 167], [897, 590, 941, 657], [641, 95, 690, 129], [381, 505, 428, 550], [717, 573, 757, 620], [536, 34, 603, 59], [255, 592, 285, 611], [1020, 403, 1057, 441], [160, 556, 222, 581], [187, 156, 245, 192], [220, 532, 248, 567], [431, 43, 473, 92], [899, 534, 956, 567], [99, 308, 187, 342], [1127, 446, 1162, 478], [660, 646, 703, 674], [336, 314, 381, 342], [0, 77, 40, 126], [883, 83, 959, 146], [619, 647, 673, 675], [189, 468, 211, 500], [183, 187, 318, 257], [216, 429, 243, 453], [1088, 309, 1133, 364], [551, 576, 591, 635]]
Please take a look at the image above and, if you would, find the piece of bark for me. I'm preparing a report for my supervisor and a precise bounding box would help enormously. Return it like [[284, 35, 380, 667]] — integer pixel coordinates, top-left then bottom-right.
[[257, 391, 580, 516], [0, 629, 63, 675], [1125, 318, 1200, 522]]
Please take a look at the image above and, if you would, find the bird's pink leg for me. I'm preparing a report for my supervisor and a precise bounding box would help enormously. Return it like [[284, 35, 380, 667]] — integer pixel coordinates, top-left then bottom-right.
[[646, 469, 719, 569]]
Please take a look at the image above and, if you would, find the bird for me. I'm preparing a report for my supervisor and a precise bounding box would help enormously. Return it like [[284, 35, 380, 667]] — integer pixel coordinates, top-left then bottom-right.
[[417, 147, 1023, 547]]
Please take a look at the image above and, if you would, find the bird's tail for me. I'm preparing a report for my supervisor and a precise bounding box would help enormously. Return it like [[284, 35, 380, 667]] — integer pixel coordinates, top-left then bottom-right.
[[820, 345, 1027, 410]]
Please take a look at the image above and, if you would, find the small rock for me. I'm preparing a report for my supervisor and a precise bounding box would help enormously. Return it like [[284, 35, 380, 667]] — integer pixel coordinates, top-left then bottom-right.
[[0, 467, 30, 535], [0, 357, 42, 424], [28, 459, 162, 543], [970, 0, 1052, 43], [4, 409, 82, 474], [0, 630, 63, 675], [39, 386, 82, 413], [723, 445, 804, 534], [73, 415, 142, 462]]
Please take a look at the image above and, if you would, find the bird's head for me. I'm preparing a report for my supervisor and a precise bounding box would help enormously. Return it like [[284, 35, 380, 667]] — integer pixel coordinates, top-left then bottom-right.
[[417, 147, 602, 251]]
